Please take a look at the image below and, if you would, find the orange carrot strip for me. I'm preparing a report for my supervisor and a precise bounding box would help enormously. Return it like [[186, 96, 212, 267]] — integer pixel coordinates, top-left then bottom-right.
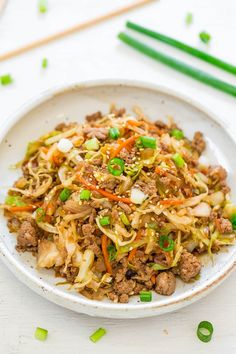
[[127, 120, 143, 127], [76, 173, 132, 204], [159, 199, 184, 206], [111, 135, 138, 158], [155, 167, 167, 176], [101, 234, 112, 274], [128, 230, 142, 262], [10, 205, 37, 212], [151, 274, 156, 285]]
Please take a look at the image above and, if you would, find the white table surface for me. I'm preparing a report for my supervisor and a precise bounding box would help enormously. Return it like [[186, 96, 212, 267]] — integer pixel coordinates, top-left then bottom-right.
[[1, 0, 236, 353]]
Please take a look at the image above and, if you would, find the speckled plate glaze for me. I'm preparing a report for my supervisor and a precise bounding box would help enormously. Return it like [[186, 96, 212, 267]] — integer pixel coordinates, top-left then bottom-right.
[[0, 80, 236, 318]]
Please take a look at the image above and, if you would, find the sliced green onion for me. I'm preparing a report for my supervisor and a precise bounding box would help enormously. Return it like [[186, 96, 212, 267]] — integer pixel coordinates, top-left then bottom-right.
[[35, 207, 46, 222], [159, 235, 175, 252], [38, 0, 48, 13], [120, 212, 130, 226], [108, 157, 124, 176], [5, 195, 26, 207], [118, 32, 236, 97], [230, 214, 236, 230], [35, 327, 48, 341], [147, 222, 158, 230], [185, 12, 193, 25], [199, 31, 211, 44], [59, 188, 71, 202], [42, 58, 48, 69], [89, 328, 106, 343], [172, 153, 185, 168], [109, 127, 120, 140], [26, 141, 42, 157], [170, 129, 184, 140], [148, 262, 169, 271], [0, 74, 13, 86], [140, 291, 152, 302], [80, 189, 91, 201], [107, 244, 117, 261], [84, 138, 99, 151], [99, 216, 110, 226], [197, 321, 214, 342], [138, 136, 157, 149]]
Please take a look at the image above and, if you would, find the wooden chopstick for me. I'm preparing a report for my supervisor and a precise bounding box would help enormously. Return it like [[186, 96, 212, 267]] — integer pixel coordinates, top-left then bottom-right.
[[118, 32, 236, 97], [0, 0, 155, 62]]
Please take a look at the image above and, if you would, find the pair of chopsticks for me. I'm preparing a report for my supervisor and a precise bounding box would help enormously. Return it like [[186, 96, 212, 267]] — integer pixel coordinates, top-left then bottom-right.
[[118, 22, 236, 97]]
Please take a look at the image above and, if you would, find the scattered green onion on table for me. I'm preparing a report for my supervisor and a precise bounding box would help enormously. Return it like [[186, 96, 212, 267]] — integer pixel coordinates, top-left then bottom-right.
[[90, 328, 107, 343], [118, 32, 236, 97], [125, 21, 236, 75], [197, 321, 214, 342], [0, 74, 13, 86], [199, 31, 211, 44], [35, 327, 48, 341]]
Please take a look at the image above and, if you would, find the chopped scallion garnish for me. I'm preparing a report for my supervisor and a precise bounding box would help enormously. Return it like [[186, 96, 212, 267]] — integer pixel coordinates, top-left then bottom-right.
[[197, 321, 214, 342], [35, 207, 46, 222], [107, 244, 117, 261], [80, 189, 91, 201], [120, 212, 130, 226], [185, 12, 193, 25], [109, 127, 120, 140], [59, 188, 71, 202], [5, 195, 26, 207], [159, 235, 175, 252], [108, 157, 124, 176], [38, 0, 48, 13], [84, 138, 99, 151], [89, 327, 107, 343], [199, 31, 211, 44], [0, 74, 13, 86], [99, 216, 110, 226], [35, 327, 48, 341], [172, 153, 185, 168], [140, 291, 152, 302], [42, 58, 48, 69], [138, 136, 157, 149], [170, 129, 184, 140], [231, 214, 236, 230]]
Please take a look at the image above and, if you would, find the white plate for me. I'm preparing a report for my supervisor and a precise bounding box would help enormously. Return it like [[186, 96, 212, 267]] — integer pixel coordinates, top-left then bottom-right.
[[0, 79, 236, 319]]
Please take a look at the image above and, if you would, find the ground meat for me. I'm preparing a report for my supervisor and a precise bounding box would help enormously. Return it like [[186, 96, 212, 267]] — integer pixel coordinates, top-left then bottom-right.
[[85, 111, 102, 123], [134, 180, 157, 196], [99, 177, 119, 192], [110, 107, 126, 117], [133, 282, 145, 295], [83, 127, 108, 140], [178, 250, 201, 282], [55, 122, 76, 132], [107, 292, 119, 303], [208, 165, 227, 181], [154, 249, 172, 267], [154, 120, 167, 129], [17, 219, 39, 250], [63, 201, 93, 217], [155, 272, 176, 295], [113, 279, 136, 295], [7, 217, 21, 233], [63, 266, 79, 282], [119, 147, 138, 164], [82, 224, 95, 237], [92, 155, 103, 166], [118, 202, 132, 214], [83, 234, 101, 257], [192, 131, 206, 154], [215, 218, 233, 234], [119, 294, 129, 303], [94, 257, 106, 272]]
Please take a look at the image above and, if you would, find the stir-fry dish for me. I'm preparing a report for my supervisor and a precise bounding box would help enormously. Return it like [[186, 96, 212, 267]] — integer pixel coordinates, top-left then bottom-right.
[[2, 107, 236, 303]]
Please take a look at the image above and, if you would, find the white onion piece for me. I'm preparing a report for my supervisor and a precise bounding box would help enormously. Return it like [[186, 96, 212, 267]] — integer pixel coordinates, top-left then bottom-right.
[[57, 138, 73, 153], [190, 202, 211, 217], [198, 155, 210, 166], [130, 188, 148, 204], [37, 222, 59, 234]]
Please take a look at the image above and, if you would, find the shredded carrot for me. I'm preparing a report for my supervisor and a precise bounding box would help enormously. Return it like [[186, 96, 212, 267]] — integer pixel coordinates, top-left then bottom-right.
[[111, 135, 138, 158], [46, 201, 57, 216], [9, 205, 37, 212], [76, 173, 132, 204], [52, 150, 63, 166], [41, 146, 49, 154], [128, 230, 142, 262], [155, 167, 167, 176], [101, 234, 112, 274], [159, 199, 184, 206], [151, 274, 156, 285], [127, 120, 143, 127]]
